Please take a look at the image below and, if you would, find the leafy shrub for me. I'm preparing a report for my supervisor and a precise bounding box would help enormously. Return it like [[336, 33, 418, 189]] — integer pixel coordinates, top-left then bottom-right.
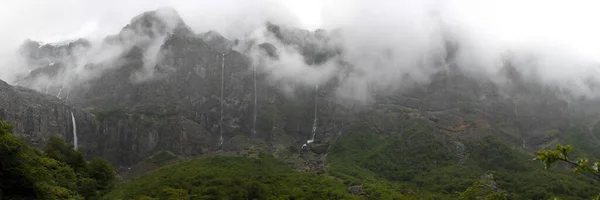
[[0, 120, 117, 200], [104, 154, 356, 200]]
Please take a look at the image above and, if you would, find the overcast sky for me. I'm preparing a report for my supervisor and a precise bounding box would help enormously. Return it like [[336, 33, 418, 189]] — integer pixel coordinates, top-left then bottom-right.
[[0, 1, 296, 47], [1, 0, 600, 98], [1, 0, 599, 56]]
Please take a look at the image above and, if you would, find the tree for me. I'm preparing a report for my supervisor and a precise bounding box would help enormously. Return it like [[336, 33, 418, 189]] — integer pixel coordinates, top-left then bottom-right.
[[0, 120, 38, 199], [459, 180, 508, 200], [535, 144, 600, 199], [459, 173, 508, 200], [87, 157, 117, 192], [44, 136, 87, 172], [535, 144, 600, 179], [0, 121, 79, 199], [0, 120, 117, 200], [159, 187, 189, 200]]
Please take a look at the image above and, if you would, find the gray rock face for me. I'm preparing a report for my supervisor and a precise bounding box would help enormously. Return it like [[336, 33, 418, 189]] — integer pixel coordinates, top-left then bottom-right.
[[3, 8, 597, 171], [118, 8, 194, 40], [265, 22, 340, 65], [19, 38, 91, 67], [0, 79, 100, 158], [7, 10, 338, 168], [347, 185, 364, 196], [258, 43, 278, 59], [198, 30, 235, 54]]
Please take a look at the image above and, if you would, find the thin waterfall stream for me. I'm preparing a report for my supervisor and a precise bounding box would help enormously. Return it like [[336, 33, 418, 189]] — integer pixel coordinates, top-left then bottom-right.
[[252, 63, 257, 137], [219, 53, 225, 147], [56, 85, 63, 98], [45, 76, 55, 94], [310, 84, 318, 143], [71, 112, 78, 150], [302, 84, 319, 148]]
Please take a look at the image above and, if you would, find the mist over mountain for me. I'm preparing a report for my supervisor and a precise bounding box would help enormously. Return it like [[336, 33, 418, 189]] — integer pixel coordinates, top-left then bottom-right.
[[1, 1, 599, 102], [1, 1, 600, 199]]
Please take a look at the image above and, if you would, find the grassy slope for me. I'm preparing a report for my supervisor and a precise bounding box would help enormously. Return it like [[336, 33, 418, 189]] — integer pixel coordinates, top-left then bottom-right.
[[104, 155, 368, 200], [327, 119, 600, 199], [104, 111, 600, 199]]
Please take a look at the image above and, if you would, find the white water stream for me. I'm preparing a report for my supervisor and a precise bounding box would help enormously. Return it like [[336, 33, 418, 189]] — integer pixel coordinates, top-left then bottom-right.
[[45, 76, 55, 94], [252, 62, 257, 137], [71, 112, 78, 150], [56, 86, 63, 98], [219, 53, 225, 146], [310, 84, 318, 143], [302, 85, 319, 148]]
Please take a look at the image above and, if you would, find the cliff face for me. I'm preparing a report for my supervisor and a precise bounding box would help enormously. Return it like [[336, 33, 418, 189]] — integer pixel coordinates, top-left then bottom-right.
[[3, 8, 597, 171], [0, 79, 101, 158], [5, 9, 329, 168]]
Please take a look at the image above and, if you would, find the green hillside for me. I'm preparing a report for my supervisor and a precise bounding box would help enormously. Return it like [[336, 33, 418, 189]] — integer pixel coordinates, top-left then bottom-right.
[[104, 155, 362, 200], [0, 121, 116, 200], [103, 119, 600, 199]]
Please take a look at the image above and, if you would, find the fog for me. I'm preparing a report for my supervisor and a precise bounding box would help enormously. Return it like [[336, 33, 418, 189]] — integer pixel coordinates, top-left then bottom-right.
[[1, 0, 600, 101], [0, 0, 298, 83]]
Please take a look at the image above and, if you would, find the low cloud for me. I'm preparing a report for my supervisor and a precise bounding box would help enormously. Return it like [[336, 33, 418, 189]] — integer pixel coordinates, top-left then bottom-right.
[[1, 0, 599, 103]]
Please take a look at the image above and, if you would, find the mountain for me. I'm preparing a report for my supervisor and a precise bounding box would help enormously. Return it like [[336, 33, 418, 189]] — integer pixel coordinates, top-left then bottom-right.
[[0, 78, 106, 152], [2, 8, 600, 199]]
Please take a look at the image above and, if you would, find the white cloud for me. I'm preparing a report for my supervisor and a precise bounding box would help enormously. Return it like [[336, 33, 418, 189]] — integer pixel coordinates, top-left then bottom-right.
[[1, 0, 600, 100]]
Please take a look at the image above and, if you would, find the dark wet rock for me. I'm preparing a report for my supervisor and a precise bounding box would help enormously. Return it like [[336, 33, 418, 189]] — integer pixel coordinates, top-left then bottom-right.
[[0, 79, 100, 158], [3, 8, 592, 172], [119, 7, 194, 39], [347, 185, 364, 196], [265, 22, 340, 65], [309, 143, 329, 154], [258, 42, 278, 59], [18, 38, 91, 69], [198, 30, 234, 54]]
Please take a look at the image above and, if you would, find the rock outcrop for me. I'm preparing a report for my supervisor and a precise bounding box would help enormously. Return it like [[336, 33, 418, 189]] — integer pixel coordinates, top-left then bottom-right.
[[3, 8, 597, 172], [0, 79, 100, 158]]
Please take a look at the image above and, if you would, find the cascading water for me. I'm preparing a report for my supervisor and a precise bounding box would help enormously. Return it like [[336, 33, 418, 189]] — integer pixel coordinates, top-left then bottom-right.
[[219, 53, 225, 146], [45, 76, 55, 94], [309, 84, 318, 143], [71, 112, 78, 150], [302, 84, 319, 148], [66, 86, 71, 100], [56, 86, 63, 98], [66, 73, 78, 100], [252, 63, 257, 137]]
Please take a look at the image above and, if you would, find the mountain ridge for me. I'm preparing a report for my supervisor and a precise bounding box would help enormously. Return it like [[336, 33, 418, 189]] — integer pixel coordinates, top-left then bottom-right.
[[1, 8, 600, 198]]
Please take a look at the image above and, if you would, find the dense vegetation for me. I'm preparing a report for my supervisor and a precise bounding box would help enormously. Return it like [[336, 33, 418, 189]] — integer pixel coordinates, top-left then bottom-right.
[[3, 113, 600, 199], [104, 155, 358, 200], [327, 119, 600, 199], [105, 118, 600, 199], [0, 121, 116, 200], [535, 144, 600, 199]]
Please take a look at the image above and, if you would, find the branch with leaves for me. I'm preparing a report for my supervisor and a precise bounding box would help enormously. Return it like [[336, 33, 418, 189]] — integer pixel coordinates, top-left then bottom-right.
[[535, 144, 600, 179]]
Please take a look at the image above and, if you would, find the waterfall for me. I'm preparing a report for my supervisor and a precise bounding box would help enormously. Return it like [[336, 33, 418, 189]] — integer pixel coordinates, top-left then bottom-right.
[[219, 53, 225, 146], [66, 86, 71, 100], [302, 84, 319, 148], [56, 86, 63, 98], [45, 76, 55, 94], [252, 62, 257, 137], [67, 73, 78, 100], [71, 112, 78, 150], [309, 84, 318, 143]]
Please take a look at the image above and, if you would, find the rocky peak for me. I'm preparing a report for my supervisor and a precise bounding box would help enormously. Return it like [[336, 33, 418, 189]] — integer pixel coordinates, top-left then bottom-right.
[[3, 8, 596, 173], [198, 30, 234, 54], [265, 22, 340, 65], [19, 39, 42, 54], [258, 42, 278, 59], [18, 38, 90, 66], [121, 7, 194, 39]]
